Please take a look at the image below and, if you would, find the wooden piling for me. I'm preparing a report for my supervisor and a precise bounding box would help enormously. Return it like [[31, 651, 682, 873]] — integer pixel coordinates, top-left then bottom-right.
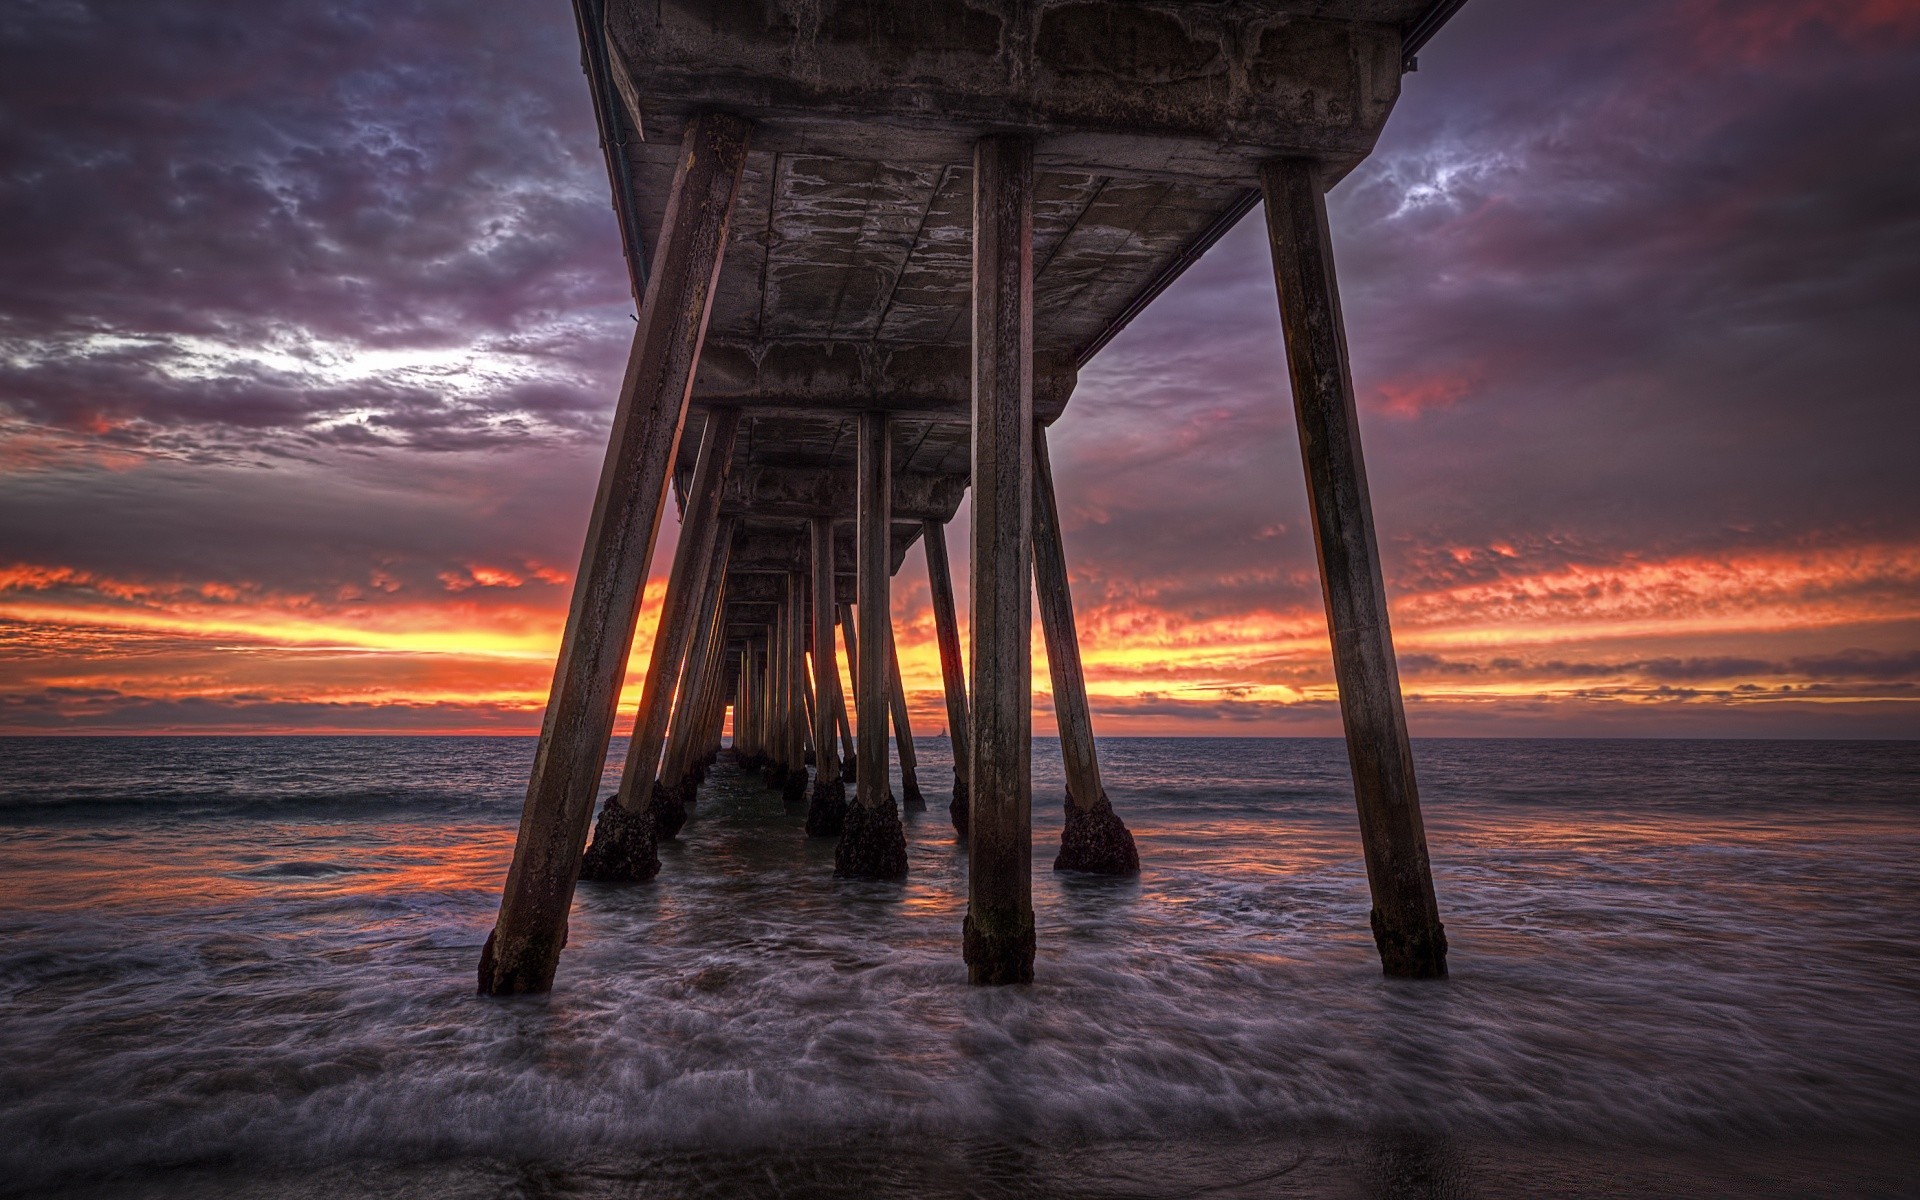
[[480, 111, 751, 997], [922, 519, 972, 836], [807, 516, 848, 834], [1259, 156, 1447, 979], [1032, 422, 1138, 875], [836, 412, 908, 878], [964, 134, 1036, 985], [887, 622, 926, 811]]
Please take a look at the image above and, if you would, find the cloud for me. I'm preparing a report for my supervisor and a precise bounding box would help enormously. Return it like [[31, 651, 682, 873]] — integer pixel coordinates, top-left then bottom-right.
[[1, 0, 1917, 736], [0, 0, 632, 459]]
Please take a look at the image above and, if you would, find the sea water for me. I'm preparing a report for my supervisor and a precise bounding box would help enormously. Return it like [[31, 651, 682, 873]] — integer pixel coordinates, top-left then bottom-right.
[[2, 736, 1917, 1198]]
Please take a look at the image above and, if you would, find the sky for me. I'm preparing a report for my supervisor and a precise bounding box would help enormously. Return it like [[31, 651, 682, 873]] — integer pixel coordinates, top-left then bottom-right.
[[1, 0, 1916, 738]]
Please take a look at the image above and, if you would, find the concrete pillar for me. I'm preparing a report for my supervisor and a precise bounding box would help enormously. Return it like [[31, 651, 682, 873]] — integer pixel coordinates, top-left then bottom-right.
[[764, 618, 781, 778], [749, 639, 770, 767], [837, 602, 861, 785], [836, 413, 908, 878], [738, 642, 753, 761], [782, 571, 811, 806], [887, 622, 926, 812], [1032, 422, 1138, 875], [1259, 156, 1447, 980], [800, 649, 817, 759], [964, 134, 1035, 985], [922, 519, 971, 836], [833, 662, 857, 783], [756, 633, 775, 772], [581, 410, 740, 869], [661, 530, 732, 797], [807, 517, 848, 835], [481, 111, 751, 997], [769, 600, 794, 791], [731, 652, 745, 752]]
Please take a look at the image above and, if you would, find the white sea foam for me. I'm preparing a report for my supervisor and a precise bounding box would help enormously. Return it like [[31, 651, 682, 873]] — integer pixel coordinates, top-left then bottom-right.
[[0, 737, 1916, 1196]]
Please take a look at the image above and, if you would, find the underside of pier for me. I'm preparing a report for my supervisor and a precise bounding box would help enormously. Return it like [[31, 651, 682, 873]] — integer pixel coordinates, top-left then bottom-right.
[[480, 0, 1464, 996]]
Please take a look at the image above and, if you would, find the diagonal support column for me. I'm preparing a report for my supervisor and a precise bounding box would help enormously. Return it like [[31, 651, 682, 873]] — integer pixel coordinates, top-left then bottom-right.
[[923, 519, 971, 836], [837, 602, 862, 785], [836, 413, 908, 878], [1260, 156, 1447, 980], [887, 622, 926, 811], [834, 668, 857, 784], [1033, 421, 1138, 875], [807, 517, 849, 835], [964, 134, 1036, 985], [480, 112, 750, 997], [661, 524, 733, 798], [582, 408, 740, 869]]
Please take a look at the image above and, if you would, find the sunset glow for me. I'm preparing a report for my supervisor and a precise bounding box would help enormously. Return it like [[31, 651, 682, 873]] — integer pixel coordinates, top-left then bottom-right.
[[1, 0, 1915, 739]]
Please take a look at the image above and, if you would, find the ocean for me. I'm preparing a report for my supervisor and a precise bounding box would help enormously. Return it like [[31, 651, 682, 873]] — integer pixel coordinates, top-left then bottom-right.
[[1, 736, 1917, 1198]]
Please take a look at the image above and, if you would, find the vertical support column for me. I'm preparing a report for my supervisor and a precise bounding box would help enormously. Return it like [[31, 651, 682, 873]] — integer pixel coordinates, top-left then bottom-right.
[[768, 602, 793, 790], [807, 517, 849, 835], [764, 617, 783, 781], [781, 570, 811, 806], [732, 652, 746, 752], [480, 112, 751, 997], [887, 622, 926, 812], [836, 413, 908, 878], [750, 638, 771, 768], [582, 409, 740, 871], [1032, 422, 1138, 875], [757, 633, 775, 772], [733, 644, 752, 758], [964, 134, 1035, 985], [923, 519, 971, 836], [1259, 157, 1447, 979]]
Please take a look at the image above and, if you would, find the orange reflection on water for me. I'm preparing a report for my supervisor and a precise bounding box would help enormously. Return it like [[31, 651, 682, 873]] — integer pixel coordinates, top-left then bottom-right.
[[0, 821, 517, 917]]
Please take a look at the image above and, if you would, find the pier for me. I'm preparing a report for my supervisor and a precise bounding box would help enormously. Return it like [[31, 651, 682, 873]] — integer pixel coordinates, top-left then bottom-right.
[[481, 0, 1462, 995]]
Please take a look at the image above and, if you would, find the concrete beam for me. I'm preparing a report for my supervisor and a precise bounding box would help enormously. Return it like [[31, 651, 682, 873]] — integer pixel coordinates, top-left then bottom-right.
[[723, 524, 922, 576], [605, 2, 1409, 179], [720, 465, 969, 524], [694, 339, 1075, 420]]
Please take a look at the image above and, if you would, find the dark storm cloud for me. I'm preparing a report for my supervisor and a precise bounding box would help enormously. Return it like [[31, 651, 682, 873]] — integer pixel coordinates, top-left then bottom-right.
[[1061, 0, 1920, 621], [0, 0, 630, 455]]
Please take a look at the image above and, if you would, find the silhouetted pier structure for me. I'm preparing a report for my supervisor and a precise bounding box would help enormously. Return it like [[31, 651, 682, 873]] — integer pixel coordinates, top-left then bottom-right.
[[481, 0, 1464, 995]]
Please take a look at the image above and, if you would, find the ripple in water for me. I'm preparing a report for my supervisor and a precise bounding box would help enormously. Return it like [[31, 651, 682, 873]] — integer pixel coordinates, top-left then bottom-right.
[[0, 736, 1916, 1197]]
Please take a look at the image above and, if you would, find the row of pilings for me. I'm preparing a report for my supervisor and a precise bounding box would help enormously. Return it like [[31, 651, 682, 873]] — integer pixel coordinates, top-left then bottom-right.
[[477, 115, 1447, 996]]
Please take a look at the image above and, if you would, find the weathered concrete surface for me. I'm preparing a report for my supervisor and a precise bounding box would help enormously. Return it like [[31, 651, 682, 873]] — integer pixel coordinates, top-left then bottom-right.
[[964, 135, 1036, 986], [480, 112, 750, 998], [578, 785, 662, 883], [886, 623, 926, 813], [1032, 420, 1138, 875], [521, 0, 1466, 994], [605, 1, 1411, 175], [838, 412, 908, 880], [613, 2, 1441, 641], [806, 515, 848, 836], [923, 518, 972, 837], [1053, 789, 1140, 876], [1261, 156, 1446, 980]]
